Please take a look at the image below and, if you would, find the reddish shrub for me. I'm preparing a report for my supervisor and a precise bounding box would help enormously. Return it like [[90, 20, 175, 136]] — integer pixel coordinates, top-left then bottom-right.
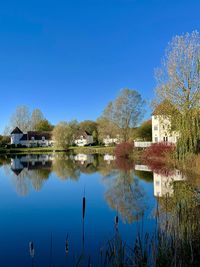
[[142, 142, 175, 161], [145, 159, 174, 176], [142, 142, 175, 175], [115, 142, 134, 159]]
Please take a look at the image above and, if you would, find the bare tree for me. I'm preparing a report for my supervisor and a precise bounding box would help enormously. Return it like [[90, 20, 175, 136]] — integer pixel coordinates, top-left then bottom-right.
[[155, 31, 200, 157], [101, 89, 145, 141], [155, 30, 200, 112], [10, 105, 31, 132]]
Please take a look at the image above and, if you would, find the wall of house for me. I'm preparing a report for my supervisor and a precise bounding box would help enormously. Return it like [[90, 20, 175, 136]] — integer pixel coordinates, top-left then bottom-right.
[[152, 115, 178, 143], [11, 134, 54, 147], [11, 158, 24, 170], [103, 135, 120, 146], [11, 133, 24, 145], [75, 136, 94, 146]]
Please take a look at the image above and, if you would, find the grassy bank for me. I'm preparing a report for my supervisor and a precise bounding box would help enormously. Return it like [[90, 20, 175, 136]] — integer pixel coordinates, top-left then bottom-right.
[[0, 146, 115, 155], [176, 154, 200, 186], [68, 145, 115, 155]]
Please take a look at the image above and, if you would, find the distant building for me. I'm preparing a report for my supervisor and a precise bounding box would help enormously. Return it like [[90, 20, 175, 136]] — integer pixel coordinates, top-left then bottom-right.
[[74, 131, 94, 146], [103, 135, 121, 146], [11, 127, 54, 147]]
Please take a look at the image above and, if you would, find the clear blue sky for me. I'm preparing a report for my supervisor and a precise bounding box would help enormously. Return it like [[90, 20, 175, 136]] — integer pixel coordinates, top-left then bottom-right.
[[0, 0, 200, 133]]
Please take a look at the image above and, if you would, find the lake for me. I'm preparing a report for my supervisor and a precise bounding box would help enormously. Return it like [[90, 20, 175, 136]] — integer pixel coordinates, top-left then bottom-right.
[[0, 154, 199, 267]]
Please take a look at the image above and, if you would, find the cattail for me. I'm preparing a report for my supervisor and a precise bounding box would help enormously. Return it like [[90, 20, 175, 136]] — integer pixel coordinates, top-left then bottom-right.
[[83, 196, 86, 219], [115, 215, 119, 226], [82, 187, 86, 220], [88, 255, 91, 267], [115, 209, 119, 229], [29, 241, 35, 258], [65, 234, 69, 255]]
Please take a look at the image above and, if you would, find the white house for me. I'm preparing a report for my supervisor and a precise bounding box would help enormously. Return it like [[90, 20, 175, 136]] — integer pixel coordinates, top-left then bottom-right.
[[152, 115, 178, 144], [103, 135, 121, 146], [11, 127, 54, 147], [135, 110, 179, 148], [74, 131, 94, 146]]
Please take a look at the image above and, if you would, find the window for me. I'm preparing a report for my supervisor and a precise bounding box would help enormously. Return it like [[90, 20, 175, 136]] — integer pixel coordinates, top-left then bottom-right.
[[163, 136, 168, 142], [154, 125, 158, 131], [42, 136, 45, 141], [31, 137, 35, 141], [155, 137, 158, 142]]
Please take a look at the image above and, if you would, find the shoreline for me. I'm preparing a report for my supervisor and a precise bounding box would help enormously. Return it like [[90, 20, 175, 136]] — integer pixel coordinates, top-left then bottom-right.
[[0, 146, 116, 155]]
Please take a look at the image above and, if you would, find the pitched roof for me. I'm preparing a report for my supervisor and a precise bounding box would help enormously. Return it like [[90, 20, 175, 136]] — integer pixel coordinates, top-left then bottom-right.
[[11, 168, 23, 176], [19, 134, 28, 141], [11, 127, 23, 134], [20, 131, 52, 141], [75, 130, 92, 139]]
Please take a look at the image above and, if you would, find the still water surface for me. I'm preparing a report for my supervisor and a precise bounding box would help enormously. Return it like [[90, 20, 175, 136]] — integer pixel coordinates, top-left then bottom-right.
[[0, 154, 198, 266]]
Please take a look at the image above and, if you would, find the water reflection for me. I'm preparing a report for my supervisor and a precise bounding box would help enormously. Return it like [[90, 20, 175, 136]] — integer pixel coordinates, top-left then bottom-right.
[[0, 155, 198, 216], [103, 170, 146, 223], [0, 154, 199, 266], [0, 154, 190, 200], [135, 164, 186, 197], [0, 154, 149, 222]]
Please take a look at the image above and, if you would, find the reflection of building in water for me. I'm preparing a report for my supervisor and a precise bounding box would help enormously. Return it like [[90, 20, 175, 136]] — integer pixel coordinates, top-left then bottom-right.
[[103, 154, 116, 164], [153, 170, 185, 197], [135, 165, 185, 197], [74, 154, 94, 165], [135, 164, 151, 172], [11, 155, 53, 176]]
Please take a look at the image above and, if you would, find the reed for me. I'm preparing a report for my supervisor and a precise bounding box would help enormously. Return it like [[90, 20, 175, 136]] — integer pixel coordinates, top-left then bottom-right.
[[27, 183, 199, 267]]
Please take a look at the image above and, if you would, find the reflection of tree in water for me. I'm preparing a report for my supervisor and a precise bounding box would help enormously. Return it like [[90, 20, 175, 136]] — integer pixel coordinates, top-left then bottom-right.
[[12, 171, 30, 196], [115, 157, 134, 171], [158, 181, 200, 249], [11, 168, 51, 196], [158, 181, 200, 226], [97, 156, 116, 177], [53, 155, 80, 180], [104, 170, 147, 224], [0, 156, 10, 167], [134, 170, 153, 183]]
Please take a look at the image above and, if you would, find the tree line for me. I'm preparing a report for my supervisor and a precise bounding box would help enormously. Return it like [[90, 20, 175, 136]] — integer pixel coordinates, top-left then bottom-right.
[[2, 88, 149, 148]]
